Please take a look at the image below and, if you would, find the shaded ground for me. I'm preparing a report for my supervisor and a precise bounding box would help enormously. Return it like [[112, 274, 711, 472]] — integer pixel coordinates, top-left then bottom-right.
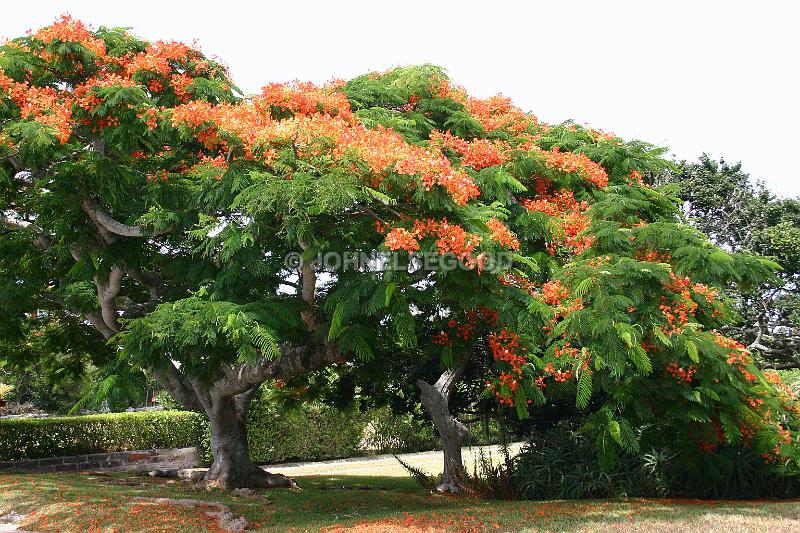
[[2, 471, 800, 532], [176, 442, 522, 483], [269, 442, 524, 478]]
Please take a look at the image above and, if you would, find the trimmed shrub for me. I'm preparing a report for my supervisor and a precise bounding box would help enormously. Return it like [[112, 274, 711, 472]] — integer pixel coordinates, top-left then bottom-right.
[[198, 400, 366, 465], [360, 406, 438, 453], [0, 410, 205, 461], [361, 407, 513, 454]]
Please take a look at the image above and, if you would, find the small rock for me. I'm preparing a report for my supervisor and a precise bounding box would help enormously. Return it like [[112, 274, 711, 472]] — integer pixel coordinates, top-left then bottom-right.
[[177, 468, 206, 482], [148, 469, 179, 478], [215, 512, 248, 532], [0, 512, 24, 523], [232, 488, 255, 497]]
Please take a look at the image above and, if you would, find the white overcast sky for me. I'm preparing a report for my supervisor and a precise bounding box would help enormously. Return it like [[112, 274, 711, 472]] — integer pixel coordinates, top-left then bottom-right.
[[3, 1, 798, 196]]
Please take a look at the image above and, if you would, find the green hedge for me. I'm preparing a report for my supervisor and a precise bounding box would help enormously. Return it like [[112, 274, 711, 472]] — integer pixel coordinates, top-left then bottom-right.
[[360, 406, 438, 453], [0, 411, 206, 461], [2, 403, 510, 465], [198, 401, 366, 465]]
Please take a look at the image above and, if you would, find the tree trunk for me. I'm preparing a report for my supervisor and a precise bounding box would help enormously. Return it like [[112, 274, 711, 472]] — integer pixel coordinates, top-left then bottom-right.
[[203, 394, 295, 489], [417, 363, 468, 493]]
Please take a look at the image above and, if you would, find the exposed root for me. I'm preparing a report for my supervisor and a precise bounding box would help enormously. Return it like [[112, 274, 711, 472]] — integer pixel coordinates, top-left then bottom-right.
[[134, 497, 247, 532]]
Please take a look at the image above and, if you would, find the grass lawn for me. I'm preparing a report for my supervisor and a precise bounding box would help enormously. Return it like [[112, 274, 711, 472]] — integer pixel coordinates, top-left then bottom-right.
[[1, 472, 799, 532]]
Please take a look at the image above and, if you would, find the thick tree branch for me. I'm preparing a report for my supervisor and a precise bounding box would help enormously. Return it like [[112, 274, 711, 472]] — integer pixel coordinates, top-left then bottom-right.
[[298, 240, 319, 332], [150, 362, 203, 411], [84, 311, 117, 340], [417, 361, 467, 406], [1, 215, 51, 249], [0, 215, 32, 230], [9, 155, 23, 171], [94, 267, 124, 333], [234, 386, 261, 418], [759, 361, 800, 370], [83, 201, 117, 244], [353, 204, 388, 225], [82, 198, 171, 238], [120, 267, 164, 318], [211, 342, 345, 399]]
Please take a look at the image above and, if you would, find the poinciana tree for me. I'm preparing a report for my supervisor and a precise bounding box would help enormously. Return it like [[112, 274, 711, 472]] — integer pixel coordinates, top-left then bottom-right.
[[1, 17, 797, 491], [332, 71, 799, 490]]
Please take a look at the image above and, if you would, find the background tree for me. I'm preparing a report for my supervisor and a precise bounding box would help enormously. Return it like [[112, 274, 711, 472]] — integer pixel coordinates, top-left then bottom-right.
[[331, 71, 799, 490], [0, 311, 142, 413], [652, 156, 800, 369]]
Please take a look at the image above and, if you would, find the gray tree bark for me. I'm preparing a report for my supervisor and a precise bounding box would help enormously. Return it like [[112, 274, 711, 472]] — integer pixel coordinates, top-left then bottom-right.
[[202, 390, 295, 489], [417, 362, 468, 493]]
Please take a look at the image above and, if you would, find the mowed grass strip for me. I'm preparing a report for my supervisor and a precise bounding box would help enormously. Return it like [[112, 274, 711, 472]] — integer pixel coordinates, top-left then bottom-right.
[[0, 472, 798, 532]]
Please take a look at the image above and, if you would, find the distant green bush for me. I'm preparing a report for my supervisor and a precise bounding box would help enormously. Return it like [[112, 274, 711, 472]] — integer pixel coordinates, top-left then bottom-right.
[[510, 420, 800, 500], [0, 410, 205, 461], [198, 399, 366, 465], [360, 406, 509, 453], [360, 406, 438, 453]]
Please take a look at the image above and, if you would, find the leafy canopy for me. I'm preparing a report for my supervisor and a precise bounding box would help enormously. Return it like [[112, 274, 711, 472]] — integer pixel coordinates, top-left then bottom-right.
[[0, 17, 797, 468]]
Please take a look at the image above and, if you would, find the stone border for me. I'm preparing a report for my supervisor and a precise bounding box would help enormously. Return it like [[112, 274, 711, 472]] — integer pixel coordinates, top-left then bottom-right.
[[0, 447, 198, 473]]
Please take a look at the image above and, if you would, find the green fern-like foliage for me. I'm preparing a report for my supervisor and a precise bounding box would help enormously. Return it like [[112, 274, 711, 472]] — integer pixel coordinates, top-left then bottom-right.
[[1, 16, 796, 475]]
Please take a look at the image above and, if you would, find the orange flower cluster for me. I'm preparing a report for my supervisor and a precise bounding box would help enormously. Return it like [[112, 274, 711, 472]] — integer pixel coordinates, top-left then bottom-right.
[[33, 15, 106, 56], [635, 250, 672, 263], [486, 218, 520, 250], [463, 307, 498, 339], [139, 108, 158, 129], [0, 17, 238, 149], [693, 419, 726, 452], [659, 274, 698, 335], [522, 193, 574, 218], [432, 331, 450, 346], [392, 142, 480, 205], [535, 146, 608, 189], [543, 362, 574, 382], [553, 343, 580, 359], [440, 83, 534, 133], [258, 81, 352, 118], [523, 191, 592, 255], [692, 283, 717, 302], [72, 74, 139, 112], [384, 219, 487, 261], [430, 130, 507, 170], [171, 101, 481, 204], [628, 170, 644, 185], [437, 307, 499, 348], [411, 218, 483, 259], [146, 169, 170, 183], [537, 279, 585, 339], [384, 227, 420, 252], [170, 73, 193, 102], [763, 371, 796, 400], [713, 332, 757, 382], [488, 329, 526, 406], [171, 100, 219, 128], [128, 40, 196, 76], [666, 361, 697, 384], [541, 279, 569, 306], [761, 424, 793, 463], [1, 81, 73, 143]]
